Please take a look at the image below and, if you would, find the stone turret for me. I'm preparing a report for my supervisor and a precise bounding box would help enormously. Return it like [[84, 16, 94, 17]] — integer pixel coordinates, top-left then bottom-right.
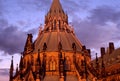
[[100, 47, 105, 58], [109, 42, 115, 54], [24, 34, 34, 55]]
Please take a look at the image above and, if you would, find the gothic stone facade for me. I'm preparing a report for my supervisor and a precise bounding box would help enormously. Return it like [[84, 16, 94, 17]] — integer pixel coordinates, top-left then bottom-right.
[[9, 0, 120, 81]]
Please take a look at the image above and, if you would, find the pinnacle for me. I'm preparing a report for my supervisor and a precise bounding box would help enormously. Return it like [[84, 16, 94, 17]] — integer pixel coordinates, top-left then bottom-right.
[[49, 0, 64, 15]]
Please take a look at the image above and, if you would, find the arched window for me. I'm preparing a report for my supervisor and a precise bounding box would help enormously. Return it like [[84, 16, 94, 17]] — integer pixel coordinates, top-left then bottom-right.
[[65, 57, 71, 71], [49, 57, 56, 71], [49, 61, 56, 71]]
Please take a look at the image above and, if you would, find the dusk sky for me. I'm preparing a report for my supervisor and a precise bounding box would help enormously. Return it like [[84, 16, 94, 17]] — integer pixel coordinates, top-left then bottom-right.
[[0, 0, 120, 81]]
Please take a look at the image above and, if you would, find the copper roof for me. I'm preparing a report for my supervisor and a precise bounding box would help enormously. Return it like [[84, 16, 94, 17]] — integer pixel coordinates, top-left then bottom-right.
[[105, 63, 120, 72], [33, 31, 82, 53]]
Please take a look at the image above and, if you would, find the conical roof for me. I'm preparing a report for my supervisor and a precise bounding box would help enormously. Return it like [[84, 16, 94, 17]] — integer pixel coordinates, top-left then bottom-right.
[[45, 0, 68, 26], [33, 32, 82, 53], [33, 0, 82, 53], [49, 0, 64, 15]]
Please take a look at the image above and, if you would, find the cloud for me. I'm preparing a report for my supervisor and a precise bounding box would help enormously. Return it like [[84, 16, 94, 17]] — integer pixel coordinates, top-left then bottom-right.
[[0, 19, 27, 55], [0, 69, 9, 81], [0, 18, 39, 55], [89, 6, 120, 25], [71, 6, 120, 56], [0, 0, 120, 58], [61, 0, 89, 11], [0, 59, 3, 62], [16, 0, 51, 12]]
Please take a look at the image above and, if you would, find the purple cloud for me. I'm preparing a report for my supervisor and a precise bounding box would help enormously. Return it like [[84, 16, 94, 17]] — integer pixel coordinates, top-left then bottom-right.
[[71, 6, 120, 56], [0, 69, 9, 81], [89, 6, 120, 25], [0, 0, 120, 57], [0, 19, 27, 54]]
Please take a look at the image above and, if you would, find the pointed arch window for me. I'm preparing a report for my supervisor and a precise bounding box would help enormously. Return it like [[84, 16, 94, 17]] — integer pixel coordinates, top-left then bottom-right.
[[49, 57, 56, 71], [65, 57, 71, 71], [50, 61, 56, 71]]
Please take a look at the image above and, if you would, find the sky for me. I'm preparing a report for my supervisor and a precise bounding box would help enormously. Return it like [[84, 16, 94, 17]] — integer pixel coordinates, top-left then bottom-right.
[[0, 0, 120, 81]]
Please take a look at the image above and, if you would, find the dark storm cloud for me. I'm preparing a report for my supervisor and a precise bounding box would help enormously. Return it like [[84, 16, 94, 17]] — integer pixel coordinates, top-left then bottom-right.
[[89, 6, 120, 25], [73, 20, 103, 48], [0, 0, 120, 56], [0, 0, 42, 55], [0, 19, 27, 55], [0, 19, 39, 55], [72, 6, 120, 52]]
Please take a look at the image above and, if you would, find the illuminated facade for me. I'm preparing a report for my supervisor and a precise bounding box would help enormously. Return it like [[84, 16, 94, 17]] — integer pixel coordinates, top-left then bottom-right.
[[9, 0, 120, 81], [91, 42, 120, 81]]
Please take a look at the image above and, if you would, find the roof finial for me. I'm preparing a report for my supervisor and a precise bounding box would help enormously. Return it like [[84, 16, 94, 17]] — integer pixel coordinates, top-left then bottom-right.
[[12, 56, 13, 60]]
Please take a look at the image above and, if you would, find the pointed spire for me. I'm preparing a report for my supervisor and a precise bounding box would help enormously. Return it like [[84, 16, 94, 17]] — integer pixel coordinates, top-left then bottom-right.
[[10, 56, 14, 71], [44, 0, 68, 31], [16, 64, 18, 75], [50, 0, 64, 14], [9, 56, 14, 81], [19, 54, 23, 70], [19, 55, 22, 67], [24, 34, 34, 55]]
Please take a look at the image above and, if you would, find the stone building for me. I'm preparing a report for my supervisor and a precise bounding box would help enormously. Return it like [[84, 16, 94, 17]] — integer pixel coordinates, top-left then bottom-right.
[[91, 42, 120, 81], [9, 0, 120, 81]]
